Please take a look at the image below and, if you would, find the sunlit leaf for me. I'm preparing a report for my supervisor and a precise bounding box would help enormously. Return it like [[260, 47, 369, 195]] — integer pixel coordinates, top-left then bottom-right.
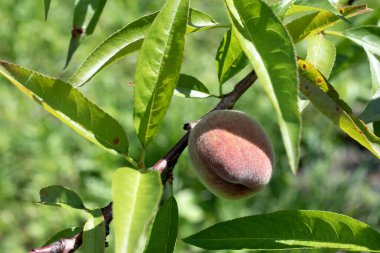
[[272, 0, 296, 20], [134, 0, 189, 148], [360, 50, 380, 123], [0, 61, 129, 155], [113, 168, 162, 253], [81, 209, 105, 253], [39, 185, 86, 210], [298, 59, 380, 158], [69, 13, 156, 87], [186, 8, 219, 33], [295, 0, 343, 17], [306, 33, 336, 79], [70, 9, 218, 87], [144, 196, 178, 253], [65, 0, 108, 68], [216, 29, 249, 86], [225, 0, 301, 173], [174, 74, 211, 98], [44, 0, 51, 20], [343, 26, 380, 56], [184, 210, 380, 251], [287, 5, 370, 43]]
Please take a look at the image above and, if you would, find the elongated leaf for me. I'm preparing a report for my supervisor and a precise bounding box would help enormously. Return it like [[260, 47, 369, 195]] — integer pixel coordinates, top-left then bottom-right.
[[39, 185, 86, 210], [144, 196, 178, 253], [361, 92, 380, 123], [113, 168, 163, 253], [216, 29, 249, 86], [287, 5, 370, 43], [306, 33, 336, 79], [44, 0, 51, 20], [0, 61, 129, 155], [330, 39, 366, 79], [272, 0, 296, 20], [134, 0, 189, 148], [295, 0, 343, 17], [70, 13, 156, 87], [174, 74, 211, 98], [70, 9, 218, 87], [81, 209, 105, 253], [337, 25, 380, 91], [186, 8, 219, 33], [343, 26, 380, 56], [225, 0, 301, 173], [360, 50, 380, 123], [285, 4, 321, 18], [43, 227, 82, 246], [298, 59, 380, 158], [65, 0, 108, 68], [183, 210, 380, 251]]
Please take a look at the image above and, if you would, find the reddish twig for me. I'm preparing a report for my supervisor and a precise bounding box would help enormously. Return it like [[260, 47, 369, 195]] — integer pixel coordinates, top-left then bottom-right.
[[28, 70, 257, 253]]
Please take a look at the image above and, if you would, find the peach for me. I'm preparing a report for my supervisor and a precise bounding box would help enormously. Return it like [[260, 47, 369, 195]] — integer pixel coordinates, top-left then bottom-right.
[[188, 110, 274, 199]]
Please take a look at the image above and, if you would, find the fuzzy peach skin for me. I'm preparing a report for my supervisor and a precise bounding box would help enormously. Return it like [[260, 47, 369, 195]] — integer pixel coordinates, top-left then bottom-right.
[[188, 110, 274, 199]]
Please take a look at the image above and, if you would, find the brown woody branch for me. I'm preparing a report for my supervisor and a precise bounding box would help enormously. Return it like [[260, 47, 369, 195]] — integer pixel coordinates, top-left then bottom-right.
[[28, 70, 257, 253]]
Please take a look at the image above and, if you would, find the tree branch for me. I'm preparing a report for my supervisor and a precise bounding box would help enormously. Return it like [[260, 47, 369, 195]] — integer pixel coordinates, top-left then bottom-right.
[[28, 70, 257, 253], [151, 70, 257, 176]]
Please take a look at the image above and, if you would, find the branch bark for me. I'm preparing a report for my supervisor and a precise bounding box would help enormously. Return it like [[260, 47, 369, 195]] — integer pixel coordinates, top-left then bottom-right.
[[28, 70, 257, 253]]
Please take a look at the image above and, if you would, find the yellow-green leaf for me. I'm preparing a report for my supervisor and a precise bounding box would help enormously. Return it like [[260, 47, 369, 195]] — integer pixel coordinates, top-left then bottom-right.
[[0, 61, 129, 155], [225, 0, 301, 173], [298, 59, 380, 158], [133, 0, 189, 148], [287, 5, 370, 43], [113, 168, 163, 253]]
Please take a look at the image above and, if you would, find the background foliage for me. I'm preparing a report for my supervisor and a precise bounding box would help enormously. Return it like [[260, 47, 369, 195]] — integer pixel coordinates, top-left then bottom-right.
[[0, 0, 380, 252]]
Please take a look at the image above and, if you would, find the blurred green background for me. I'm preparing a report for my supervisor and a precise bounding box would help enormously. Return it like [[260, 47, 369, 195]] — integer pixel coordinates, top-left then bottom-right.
[[0, 0, 379, 252]]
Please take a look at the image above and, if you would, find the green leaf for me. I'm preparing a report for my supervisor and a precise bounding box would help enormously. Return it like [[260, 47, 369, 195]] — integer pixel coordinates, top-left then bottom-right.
[[81, 209, 105, 253], [0, 61, 129, 155], [298, 59, 380, 159], [271, 0, 296, 20], [374, 121, 380, 137], [330, 39, 366, 79], [144, 196, 179, 253], [134, 0, 189, 148], [343, 26, 380, 56], [306, 33, 336, 79], [225, 0, 301, 173], [287, 5, 370, 43], [44, 0, 51, 20], [39, 185, 86, 210], [216, 29, 249, 86], [69, 12, 156, 87], [284, 4, 320, 18], [295, 0, 343, 18], [360, 50, 380, 123], [43, 227, 82, 246], [174, 74, 211, 98], [183, 210, 380, 251], [186, 8, 219, 33], [70, 9, 218, 87], [113, 168, 163, 253], [366, 49, 380, 93], [361, 92, 380, 123], [65, 0, 108, 68]]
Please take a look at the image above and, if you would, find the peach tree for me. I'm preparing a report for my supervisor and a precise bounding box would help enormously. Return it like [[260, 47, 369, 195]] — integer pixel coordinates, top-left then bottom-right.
[[1, 0, 380, 252]]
